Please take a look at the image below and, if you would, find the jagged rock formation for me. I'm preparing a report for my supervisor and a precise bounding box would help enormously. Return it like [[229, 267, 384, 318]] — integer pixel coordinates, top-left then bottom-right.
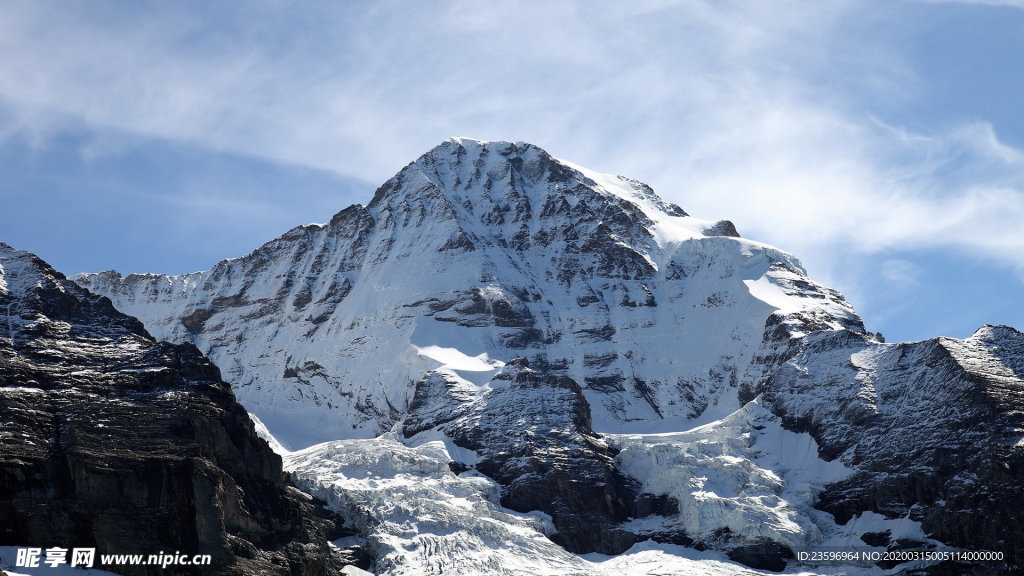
[[72, 139, 1023, 574], [761, 326, 1024, 572], [0, 243, 347, 576]]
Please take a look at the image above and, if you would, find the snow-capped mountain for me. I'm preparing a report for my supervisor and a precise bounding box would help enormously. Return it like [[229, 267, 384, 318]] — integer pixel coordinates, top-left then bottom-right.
[[74, 138, 1023, 574], [74, 138, 862, 448]]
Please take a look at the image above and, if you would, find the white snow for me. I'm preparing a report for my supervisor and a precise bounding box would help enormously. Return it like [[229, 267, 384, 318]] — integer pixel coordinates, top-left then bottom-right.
[[249, 412, 291, 455], [582, 541, 861, 576], [275, 393, 915, 576], [64, 141, 915, 575], [414, 344, 502, 372], [557, 158, 708, 247], [117, 366, 169, 373], [743, 275, 804, 315], [0, 386, 44, 395], [611, 399, 852, 551], [404, 428, 480, 466], [816, 511, 929, 550]]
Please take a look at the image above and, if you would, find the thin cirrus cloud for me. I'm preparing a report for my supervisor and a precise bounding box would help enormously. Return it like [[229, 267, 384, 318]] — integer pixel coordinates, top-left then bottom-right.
[[915, 0, 1024, 7], [1, 1, 1023, 284]]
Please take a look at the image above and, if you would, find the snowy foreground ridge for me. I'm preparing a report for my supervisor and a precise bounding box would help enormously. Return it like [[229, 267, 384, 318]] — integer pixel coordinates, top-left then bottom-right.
[[76, 138, 1024, 575]]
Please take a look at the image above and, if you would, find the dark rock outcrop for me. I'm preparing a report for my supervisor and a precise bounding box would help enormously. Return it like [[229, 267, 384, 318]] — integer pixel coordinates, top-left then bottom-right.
[[0, 243, 347, 576], [403, 360, 638, 555]]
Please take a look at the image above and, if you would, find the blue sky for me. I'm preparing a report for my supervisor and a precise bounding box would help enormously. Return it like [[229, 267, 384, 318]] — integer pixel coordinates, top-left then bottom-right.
[[1, 0, 1022, 343]]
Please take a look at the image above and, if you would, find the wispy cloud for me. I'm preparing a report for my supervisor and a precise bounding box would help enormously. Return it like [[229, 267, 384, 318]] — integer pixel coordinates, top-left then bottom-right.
[[881, 259, 923, 290], [912, 0, 1024, 8], [1, 0, 1023, 284]]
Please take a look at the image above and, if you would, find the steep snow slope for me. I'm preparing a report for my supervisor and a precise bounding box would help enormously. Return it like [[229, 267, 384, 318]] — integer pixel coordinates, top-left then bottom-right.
[[75, 138, 862, 448]]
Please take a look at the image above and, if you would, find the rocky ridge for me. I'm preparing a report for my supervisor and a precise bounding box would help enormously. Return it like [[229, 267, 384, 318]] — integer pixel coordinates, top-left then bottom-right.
[[762, 325, 1024, 571], [0, 243, 349, 575]]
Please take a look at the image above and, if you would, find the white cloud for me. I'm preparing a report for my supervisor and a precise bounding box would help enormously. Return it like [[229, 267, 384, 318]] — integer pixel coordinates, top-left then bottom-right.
[[880, 259, 922, 290], [0, 1, 860, 178], [1, 0, 1023, 284]]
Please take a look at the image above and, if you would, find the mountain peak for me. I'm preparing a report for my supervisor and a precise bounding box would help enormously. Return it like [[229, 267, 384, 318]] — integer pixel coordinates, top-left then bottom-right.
[[1, 241, 153, 343], [75, 139, 864, 446], [437, 136, 527, 151], [369, 137, 568, 204], [363, 138, 710, 256]]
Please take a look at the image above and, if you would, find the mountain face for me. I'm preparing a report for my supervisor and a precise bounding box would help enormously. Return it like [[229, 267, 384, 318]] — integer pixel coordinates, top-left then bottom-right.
[[74, 138, 1023, 574], [74, 138, 863, 448], [0, 243, 349, 576]]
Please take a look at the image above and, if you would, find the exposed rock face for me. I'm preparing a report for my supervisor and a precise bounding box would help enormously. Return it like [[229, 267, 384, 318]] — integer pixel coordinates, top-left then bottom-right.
[[0, 243, 346, 576]]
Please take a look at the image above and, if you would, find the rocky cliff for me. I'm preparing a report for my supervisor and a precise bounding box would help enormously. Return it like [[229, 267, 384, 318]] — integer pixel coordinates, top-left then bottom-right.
[[0, 243, 348, 575]]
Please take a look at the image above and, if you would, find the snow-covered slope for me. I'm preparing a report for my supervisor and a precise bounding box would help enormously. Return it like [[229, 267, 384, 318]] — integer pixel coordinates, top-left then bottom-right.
[[283, 433, 815, 576], [283, 430, 871, 576], [75, 137, 862, 448], [273, 398, 946, 576]]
